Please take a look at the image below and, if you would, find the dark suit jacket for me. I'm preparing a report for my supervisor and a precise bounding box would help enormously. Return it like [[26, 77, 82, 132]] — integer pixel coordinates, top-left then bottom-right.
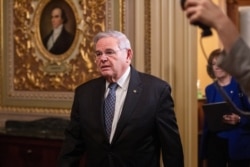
[[43, 27, 74, 55], [59, 66, 184, 167]]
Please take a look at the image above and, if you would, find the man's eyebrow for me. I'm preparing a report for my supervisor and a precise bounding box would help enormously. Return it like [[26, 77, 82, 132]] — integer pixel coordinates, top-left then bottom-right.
[[95, 49, 116, 52], [52, 14, 60, 17]]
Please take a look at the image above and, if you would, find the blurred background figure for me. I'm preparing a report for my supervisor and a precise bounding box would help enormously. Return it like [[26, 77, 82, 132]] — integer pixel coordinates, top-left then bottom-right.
[[184, 0, 250, 98], [200, 49, 250, 167]]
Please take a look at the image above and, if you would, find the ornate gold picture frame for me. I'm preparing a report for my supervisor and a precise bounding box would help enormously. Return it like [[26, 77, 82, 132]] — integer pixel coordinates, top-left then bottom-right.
[[0, 0, 124, 114]]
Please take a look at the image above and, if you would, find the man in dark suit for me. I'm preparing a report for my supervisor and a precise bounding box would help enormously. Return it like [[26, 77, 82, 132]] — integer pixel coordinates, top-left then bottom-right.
[[43, 7, 74, 55], [58, 30, 184, 167]]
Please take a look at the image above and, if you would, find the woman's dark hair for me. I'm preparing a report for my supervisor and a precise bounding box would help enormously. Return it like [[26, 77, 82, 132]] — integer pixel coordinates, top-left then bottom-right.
[[206, 49, 225, 79]]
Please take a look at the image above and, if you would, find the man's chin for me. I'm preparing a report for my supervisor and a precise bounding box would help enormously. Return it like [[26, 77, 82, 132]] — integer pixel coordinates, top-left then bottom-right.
[[100, 71, 112, 77]]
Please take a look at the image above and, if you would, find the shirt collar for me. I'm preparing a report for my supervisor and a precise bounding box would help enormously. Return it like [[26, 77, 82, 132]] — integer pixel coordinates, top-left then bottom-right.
[[105, 66, 131, 89], [53, 24, 63, 35]]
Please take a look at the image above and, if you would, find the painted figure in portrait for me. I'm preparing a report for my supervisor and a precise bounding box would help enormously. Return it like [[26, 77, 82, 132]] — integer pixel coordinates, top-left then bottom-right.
[[40, 1, 76, 55]]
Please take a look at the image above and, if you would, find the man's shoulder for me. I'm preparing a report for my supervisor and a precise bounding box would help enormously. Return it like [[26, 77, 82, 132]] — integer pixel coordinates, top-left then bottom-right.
[[61, 27, 73, 37], [138, 71, 168, 83], [135, 71, 171, 89], [75, 77, 104, 90]]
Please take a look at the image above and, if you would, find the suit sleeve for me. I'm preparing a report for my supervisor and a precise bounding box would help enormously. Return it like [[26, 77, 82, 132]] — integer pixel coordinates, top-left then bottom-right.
[[156, 84, 184, 167], [58, 89, 85, 167], [218, 38, 250, 99]]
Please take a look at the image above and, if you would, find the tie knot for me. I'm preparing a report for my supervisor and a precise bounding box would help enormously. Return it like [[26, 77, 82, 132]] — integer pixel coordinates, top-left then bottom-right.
[[108, 83, 118, 90]]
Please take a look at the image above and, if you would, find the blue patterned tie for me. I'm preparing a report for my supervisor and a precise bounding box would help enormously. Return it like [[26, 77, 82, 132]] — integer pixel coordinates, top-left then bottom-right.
[[104, 83, 118, 138]]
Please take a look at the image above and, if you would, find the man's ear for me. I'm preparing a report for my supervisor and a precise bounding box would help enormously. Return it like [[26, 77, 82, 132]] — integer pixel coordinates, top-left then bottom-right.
[[125, 49, 133, 64], [127, 49, 133, 59]]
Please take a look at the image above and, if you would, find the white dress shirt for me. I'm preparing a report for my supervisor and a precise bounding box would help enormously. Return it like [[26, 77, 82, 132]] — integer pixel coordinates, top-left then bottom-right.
[[105, 66, 131, 143], [47, 24, 63, 50]]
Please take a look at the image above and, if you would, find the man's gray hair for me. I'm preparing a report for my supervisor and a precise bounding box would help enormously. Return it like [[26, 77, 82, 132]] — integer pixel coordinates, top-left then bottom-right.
[[93, 30, 131, 50]]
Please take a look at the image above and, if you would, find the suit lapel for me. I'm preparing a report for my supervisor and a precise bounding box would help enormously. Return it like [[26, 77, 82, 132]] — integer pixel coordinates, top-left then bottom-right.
[[112, 67, 142, 143], [91, 78, 110, 143]]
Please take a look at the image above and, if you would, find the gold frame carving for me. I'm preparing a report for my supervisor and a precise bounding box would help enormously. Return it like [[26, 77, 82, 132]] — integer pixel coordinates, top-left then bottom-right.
[[0, 0, 125, 115]]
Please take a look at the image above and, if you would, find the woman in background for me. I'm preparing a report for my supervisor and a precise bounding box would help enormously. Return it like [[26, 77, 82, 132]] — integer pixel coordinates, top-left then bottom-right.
[[183, 0, 250, 97], [201, 49, 250, 167]]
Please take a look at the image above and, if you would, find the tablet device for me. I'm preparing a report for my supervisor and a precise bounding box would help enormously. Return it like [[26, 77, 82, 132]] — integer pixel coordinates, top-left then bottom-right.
[[202, 102, 236, 132]]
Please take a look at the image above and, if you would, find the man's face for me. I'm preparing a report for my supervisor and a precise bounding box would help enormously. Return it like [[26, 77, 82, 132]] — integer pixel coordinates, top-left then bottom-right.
[[51, 8, 63, 29], [95, 37, 132, 82]]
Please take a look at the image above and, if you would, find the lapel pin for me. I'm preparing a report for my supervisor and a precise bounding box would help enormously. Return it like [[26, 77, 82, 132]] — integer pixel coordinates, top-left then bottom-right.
[[133, 90, 137, 93]]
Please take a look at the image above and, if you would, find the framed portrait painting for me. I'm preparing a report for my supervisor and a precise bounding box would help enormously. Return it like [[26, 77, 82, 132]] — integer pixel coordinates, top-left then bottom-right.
[[39, 0, 76, 56]]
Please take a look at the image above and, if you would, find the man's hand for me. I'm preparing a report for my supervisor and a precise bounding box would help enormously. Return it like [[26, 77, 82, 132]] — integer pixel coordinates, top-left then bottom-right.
[[183, 0, 239, 54], [183, 0, 224, 30]]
